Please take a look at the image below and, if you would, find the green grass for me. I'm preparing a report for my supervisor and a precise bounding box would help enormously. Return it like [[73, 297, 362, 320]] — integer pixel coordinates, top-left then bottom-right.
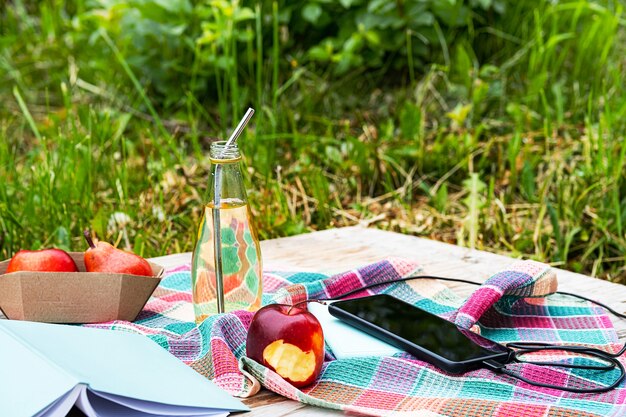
[[1, 0, 626, 281]]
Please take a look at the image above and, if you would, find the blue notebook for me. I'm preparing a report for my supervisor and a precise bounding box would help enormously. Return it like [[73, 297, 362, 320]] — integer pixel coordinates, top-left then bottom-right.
[[0, 320, 248, 417], [308, 301, 400, 358]]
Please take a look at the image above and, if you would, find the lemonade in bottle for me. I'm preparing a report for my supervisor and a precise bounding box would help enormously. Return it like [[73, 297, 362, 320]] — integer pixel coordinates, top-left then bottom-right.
[[191, 141, 262, 323]]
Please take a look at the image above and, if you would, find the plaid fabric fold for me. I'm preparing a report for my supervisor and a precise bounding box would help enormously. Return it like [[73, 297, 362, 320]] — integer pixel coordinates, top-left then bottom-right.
[[85, 258, 626, 417], [453, 260, 558, 329]]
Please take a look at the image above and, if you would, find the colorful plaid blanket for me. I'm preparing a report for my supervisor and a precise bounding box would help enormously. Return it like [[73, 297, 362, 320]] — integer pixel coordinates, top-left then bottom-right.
[[86, 257, 626, 417]]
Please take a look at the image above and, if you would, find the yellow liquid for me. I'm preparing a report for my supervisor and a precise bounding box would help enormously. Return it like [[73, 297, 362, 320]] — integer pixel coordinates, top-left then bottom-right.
[[191, 199, 263, 323]]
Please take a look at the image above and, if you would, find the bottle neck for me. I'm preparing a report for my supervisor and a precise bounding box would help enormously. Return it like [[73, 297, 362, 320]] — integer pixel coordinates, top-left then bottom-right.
[[208, 143, 247, 207], [210, 141, 241, 161]]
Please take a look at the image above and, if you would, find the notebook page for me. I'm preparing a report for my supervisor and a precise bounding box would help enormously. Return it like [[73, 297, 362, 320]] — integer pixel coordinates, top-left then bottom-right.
[[35, 385, 83, 417], [91, 391, 232, 416], [83, 390, 229, 417], [0, 320, 248, 414], [0, 324, 78, 417]]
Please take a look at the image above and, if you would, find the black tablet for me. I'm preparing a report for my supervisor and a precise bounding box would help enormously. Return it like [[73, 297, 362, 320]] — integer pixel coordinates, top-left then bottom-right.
[[329, 294, 512, 373]]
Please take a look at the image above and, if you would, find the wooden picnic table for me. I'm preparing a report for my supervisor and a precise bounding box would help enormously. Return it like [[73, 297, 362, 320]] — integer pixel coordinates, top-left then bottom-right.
[[149, 226, 626, 417]]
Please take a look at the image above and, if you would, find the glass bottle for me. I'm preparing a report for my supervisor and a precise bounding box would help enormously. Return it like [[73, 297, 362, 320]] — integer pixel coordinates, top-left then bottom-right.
[[191, 141, 263, 323]]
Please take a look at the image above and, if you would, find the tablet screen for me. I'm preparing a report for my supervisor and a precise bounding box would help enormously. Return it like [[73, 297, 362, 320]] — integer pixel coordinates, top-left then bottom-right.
[[332, 295, 508, 362]]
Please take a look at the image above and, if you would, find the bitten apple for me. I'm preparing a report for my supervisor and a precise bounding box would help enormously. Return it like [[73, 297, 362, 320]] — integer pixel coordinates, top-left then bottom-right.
[[6, 249, 79, 273], [246, 303, 324, 388]]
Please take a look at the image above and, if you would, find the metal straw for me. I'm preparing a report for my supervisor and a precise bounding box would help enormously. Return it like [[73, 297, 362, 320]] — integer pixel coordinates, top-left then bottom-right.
[[212, 108, 255, 314], [224, 108, 255, 149]]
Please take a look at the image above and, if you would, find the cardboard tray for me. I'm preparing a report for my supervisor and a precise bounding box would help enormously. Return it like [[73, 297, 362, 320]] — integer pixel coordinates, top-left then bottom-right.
[[0, 252, 163, 323]]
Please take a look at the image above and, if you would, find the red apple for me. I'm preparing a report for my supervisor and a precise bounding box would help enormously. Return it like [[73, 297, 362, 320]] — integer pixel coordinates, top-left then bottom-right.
[[246, 303, 324, 388], [6, 249, 79, 273]]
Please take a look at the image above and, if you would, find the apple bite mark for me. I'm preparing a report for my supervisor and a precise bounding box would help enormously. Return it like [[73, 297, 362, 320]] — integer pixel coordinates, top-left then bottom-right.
[[246, 302, 326, 388], [263, 339, 316, 383]]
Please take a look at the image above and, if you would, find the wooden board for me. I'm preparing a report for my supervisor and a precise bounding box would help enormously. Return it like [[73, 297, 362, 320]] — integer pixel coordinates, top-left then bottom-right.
[[149, 226, 626, 416]]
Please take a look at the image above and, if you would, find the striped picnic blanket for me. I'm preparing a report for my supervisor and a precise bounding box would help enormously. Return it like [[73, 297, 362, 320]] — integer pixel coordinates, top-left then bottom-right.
[[86, 257, 626, 417]]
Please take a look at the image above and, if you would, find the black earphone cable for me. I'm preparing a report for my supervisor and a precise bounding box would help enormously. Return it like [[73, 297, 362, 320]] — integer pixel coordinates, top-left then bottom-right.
[[322, 274, 482, 301], [484, 355, 626, 394], [557, 291, 626, 321], [319, 274, 626, 393]]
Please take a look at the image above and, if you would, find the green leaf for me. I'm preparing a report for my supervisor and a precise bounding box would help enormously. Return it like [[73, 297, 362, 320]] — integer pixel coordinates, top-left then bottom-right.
[[400, 102, 422, 140], [152, 0, 192, 14], [308, 45, 332, 61], [234, 7, 255, 22], [472, 0, 492, 10], [368, 0, 394, 13], [363, 30, 381, 45], [325, 146, 343, 165], [446, 103, 473, 125], [343, 34, 363, 53], [411, 12, 434, 27], [520, 162, 536, 201], [302, 3, 323, 24], [462, 173, 486, 249], [55, 227, 71, 252], [547, 203, 562, 260], [339, 0, 359, 7], [433, 183, 448, 213], [91, 209, 109, 241]]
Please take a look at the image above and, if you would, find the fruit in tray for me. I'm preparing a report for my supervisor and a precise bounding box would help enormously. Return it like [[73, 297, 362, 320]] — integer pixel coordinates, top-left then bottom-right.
[[83, 231, 153, 276], [6, 249, 79, 273], [246, 303, 324, 388]]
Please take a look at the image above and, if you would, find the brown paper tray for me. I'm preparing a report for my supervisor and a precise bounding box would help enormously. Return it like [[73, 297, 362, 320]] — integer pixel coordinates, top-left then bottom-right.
[[0, 252, 163, 323]]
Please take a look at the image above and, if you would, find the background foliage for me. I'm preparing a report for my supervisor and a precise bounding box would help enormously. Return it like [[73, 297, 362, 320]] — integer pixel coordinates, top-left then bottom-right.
[[1, 0, 626, 281]]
